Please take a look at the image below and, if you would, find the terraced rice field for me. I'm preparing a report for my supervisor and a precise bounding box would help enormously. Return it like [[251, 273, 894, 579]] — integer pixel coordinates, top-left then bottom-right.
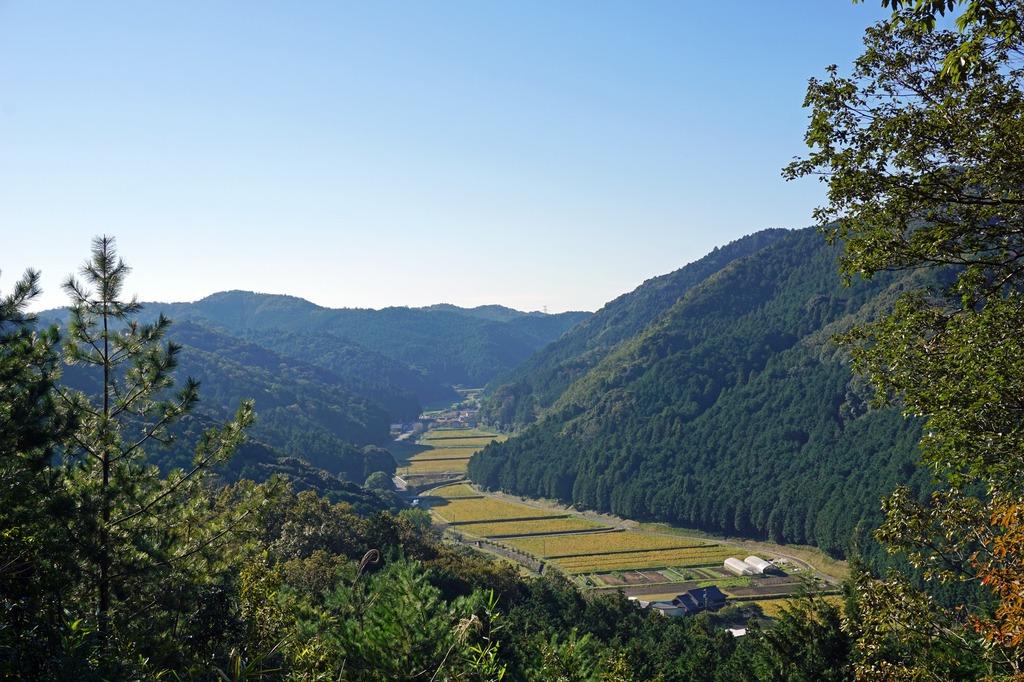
[[454, 516, 603, 538], [397, 429, 504, 476], [408, 447, 483, 459], [430, 483, 480, 498], [553, 546, 739, 574], [421, 429, 505, 442], [508, 530, 718, 558], [403, 458, 473, 474], [413, 434, 837, 617], [420, 437, 506, 449], [428, 496, 558, 524]]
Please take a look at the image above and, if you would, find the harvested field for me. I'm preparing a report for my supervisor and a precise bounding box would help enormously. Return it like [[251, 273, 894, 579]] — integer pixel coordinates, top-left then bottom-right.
[[508, 530, 718, 558], [408, 447, 483, 459], [421, 429, 501, 441], [430, 483, 479, 499], [428, 496, 556, 524], [420, 437, 505, 448], [398, 428, 504, 476], [598, 570, 672, 586], [401, 457, 472, 474], [455, 516, 602, 538], [725, 582, 807, 598], [614, 582, 700, 599], [750, 595, 843, 618], [553, 546, 739, 574]]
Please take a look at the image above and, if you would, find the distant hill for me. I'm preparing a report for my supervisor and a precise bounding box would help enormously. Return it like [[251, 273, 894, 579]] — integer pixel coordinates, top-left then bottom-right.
[[470, 228, 935, 559], [144, 292, 591, 391], [481, 229, 789, 427], [55, 320, 396, 482], [419, 303, 543, 322], [40, 295, 589, 486]]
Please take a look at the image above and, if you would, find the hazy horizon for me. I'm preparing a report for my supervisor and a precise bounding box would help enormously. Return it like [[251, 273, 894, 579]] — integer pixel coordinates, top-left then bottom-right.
[[2, 2, 887, 312]]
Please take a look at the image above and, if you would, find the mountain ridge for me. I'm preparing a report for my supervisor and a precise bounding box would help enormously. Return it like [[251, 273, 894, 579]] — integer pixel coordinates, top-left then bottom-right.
[[470, 227, 933, 560]]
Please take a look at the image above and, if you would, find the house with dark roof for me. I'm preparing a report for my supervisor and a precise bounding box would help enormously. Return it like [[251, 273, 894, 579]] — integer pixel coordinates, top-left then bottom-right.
[[642, 586, 727, 617]]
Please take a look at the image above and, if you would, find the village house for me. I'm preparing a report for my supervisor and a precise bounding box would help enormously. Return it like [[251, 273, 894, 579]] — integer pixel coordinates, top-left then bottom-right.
[[634, 586, 727, 617]]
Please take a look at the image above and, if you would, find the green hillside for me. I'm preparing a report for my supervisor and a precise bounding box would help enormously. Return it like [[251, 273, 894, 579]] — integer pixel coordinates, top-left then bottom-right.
[[149, 291, 591, 394], [470, 228, 936, 559], [59, 320, 396, 481], [481, 229, 789, 427]]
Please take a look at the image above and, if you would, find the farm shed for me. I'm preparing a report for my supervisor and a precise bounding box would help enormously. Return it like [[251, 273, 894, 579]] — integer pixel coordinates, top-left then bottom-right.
[[745, 555, 774, 574], [724, 557, 756, 575]]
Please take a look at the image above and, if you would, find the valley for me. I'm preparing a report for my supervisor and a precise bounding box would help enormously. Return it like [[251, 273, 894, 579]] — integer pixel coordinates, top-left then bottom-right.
[[391, 422, 844, 622]]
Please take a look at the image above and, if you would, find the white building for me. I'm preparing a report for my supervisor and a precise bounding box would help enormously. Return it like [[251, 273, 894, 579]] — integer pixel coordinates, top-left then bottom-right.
[[744, 555, 775, 574], [724, 557, 756, 576]]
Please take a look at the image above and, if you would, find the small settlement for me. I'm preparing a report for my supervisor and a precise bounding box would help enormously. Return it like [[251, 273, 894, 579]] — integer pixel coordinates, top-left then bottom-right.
[[629, 556, 777, 621], [631, 586, 727, 617]]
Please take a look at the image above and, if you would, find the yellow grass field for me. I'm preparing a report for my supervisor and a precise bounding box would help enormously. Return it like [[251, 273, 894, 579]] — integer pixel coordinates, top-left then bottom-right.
[[553, 547, 739, 574], [750, 595, 842, 618], [509, 531, 718, 558], [408, 447, 485, 460], [455, 516, 603, 538], [430, 483, 479, 498], [397, 429, 505, 476], [421, 428, 503, 441], [420, 437, 506, 448], [401, 458, 472, 474], [428, 496, 556, 524]]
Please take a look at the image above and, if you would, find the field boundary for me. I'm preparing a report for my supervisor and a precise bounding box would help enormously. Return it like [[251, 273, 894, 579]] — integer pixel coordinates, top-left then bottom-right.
[[408, 456, 474, 462], [482, 527, 618, 540], [447, 514, 571, 526], [543, 542, 717, 559]]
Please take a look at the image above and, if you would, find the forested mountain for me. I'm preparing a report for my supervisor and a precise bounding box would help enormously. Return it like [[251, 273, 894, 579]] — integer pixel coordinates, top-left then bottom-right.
[[238, 327, 446, 419], [481, 229, 789, 427], [145, 291, 590, 394], [419, 303, 542, 322], [56, 319, 396, 482], [470, 228, 935, 559], [40, 293, 590, 485]]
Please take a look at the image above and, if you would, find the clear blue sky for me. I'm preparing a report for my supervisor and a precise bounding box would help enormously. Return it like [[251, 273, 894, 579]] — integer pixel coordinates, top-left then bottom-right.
[[1, 1, 888, 313]]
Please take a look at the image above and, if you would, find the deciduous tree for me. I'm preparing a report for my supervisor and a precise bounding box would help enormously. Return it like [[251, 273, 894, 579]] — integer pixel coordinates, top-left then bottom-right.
[[787, 2, 1024, 677]]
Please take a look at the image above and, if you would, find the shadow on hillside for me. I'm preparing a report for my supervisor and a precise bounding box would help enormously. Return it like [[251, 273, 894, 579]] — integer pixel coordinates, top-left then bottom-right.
[[385, 439, 432, 466]]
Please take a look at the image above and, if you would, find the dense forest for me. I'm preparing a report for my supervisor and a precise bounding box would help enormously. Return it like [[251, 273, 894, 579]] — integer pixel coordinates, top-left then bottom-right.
[[1, 241, 859, 681], [46, 316, 399, 485], [481, 229, 789, 428], [141, 290, 590, 393], [37, 291, 588, 491], [3, 0, 1023, 678], [471, 229, 933, 560]]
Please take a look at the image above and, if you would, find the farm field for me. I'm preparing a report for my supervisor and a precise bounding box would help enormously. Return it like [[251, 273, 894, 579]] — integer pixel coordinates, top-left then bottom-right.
[[414, 428, 839, 618], [420, 437, 506, 448], [420, 428, 506, 442], [402, 458, 473, 474], [429, 483, 480, 498], [396, 428, 503, 477], [508, 530, 718, 557], [554, 546, 738, 574], [750, 595, 843, 618], [454, 516, 603, 538], [407, 447, 484, 459], [427, 496, 558, 524]]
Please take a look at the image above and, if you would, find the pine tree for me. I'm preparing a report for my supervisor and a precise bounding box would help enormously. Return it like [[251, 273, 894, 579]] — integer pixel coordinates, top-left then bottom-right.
[[0, 269, 76, 676], [58, 236, 257, 657]]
